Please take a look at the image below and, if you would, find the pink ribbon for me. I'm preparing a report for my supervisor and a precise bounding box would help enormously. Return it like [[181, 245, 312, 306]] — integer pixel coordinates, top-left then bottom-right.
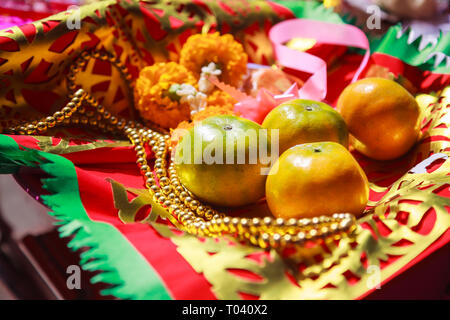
[[269, 18, 370, 101], [224, 19, 371, 123]]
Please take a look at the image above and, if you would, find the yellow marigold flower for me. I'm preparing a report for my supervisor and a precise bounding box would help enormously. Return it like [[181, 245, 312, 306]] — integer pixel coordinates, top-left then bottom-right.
[[134, 62, 197, 129], [194, 104, 237, 121], [179, 32, 248, 87], [206, 89, 237, 109]]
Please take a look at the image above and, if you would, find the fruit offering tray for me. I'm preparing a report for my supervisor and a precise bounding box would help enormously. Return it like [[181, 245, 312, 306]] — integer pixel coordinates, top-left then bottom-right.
[[0, 0, 449, 300]]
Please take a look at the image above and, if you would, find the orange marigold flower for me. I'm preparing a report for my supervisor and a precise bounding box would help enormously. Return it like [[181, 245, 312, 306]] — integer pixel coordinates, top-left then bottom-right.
[[134, 62, 197, 129], [193, 104, 237, 121], [206, 89, 237, 108], [179, 32, 248, 87]]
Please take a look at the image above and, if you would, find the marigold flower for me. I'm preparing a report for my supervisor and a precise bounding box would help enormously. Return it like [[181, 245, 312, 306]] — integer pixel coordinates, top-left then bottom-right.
[[206, 89, 237, 109], [134, 62, 197, 129], [180, 32, 248, 88]]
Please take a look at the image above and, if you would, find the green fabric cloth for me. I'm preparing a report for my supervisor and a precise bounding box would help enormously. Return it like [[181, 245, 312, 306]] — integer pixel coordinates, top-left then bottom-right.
[[0, 134, 172, 300]]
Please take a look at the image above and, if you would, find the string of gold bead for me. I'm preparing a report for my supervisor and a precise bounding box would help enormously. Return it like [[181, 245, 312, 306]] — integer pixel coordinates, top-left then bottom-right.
[[1, 50, 357, 250]]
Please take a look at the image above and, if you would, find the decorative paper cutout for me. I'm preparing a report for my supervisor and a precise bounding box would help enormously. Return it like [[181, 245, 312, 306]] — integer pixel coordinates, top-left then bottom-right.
[[109, 178, 183, 228], [35, 136, 130, 154]]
